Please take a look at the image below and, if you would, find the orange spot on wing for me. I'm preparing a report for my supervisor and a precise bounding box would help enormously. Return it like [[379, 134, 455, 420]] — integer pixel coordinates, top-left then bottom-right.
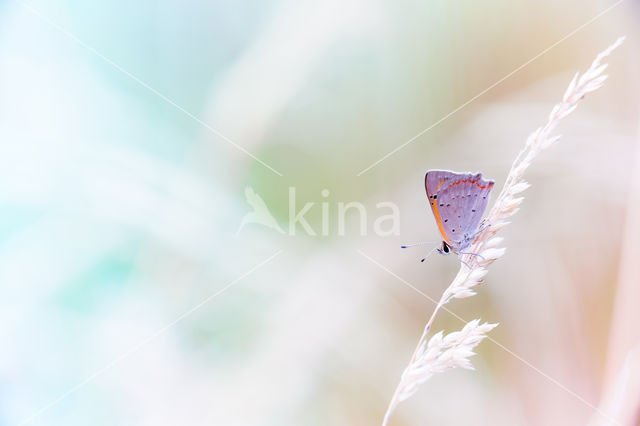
[[447, 178, 493, 190]]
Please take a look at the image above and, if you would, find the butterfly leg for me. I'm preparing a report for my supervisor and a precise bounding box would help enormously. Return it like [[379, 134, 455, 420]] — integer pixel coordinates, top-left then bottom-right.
[[469, 222, 491, 241], [459, 251, 486, 261], [459, 258, 473, 270]]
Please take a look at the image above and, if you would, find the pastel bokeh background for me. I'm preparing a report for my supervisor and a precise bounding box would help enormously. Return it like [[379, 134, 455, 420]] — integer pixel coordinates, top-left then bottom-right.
[[1, 1, 639, 425]]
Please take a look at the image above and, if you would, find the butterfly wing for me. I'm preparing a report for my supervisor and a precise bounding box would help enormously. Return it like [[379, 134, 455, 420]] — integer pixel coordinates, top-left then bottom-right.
[[425, 170, 494, 251], [425, 170, 458, 245]]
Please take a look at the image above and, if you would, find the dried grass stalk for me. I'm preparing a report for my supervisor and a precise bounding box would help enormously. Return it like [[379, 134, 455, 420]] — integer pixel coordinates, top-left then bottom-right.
[[383, 36, 625, 426]]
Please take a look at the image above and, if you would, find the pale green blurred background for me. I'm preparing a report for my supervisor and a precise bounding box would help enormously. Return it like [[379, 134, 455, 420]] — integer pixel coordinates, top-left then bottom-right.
[[1, 1, 639, 425]]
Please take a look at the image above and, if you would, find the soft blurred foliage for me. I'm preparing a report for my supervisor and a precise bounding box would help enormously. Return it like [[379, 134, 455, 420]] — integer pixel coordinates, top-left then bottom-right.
[[1, 1, 639, 425]]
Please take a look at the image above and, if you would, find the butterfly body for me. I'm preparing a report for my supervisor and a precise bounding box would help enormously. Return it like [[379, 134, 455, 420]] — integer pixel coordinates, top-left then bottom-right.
[[425, 170, 494, 255]]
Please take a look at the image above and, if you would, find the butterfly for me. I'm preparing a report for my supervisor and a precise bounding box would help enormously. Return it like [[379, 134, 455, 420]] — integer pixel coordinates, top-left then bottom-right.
[[403, 170, 495, 263], [425, 170, 494, 256]]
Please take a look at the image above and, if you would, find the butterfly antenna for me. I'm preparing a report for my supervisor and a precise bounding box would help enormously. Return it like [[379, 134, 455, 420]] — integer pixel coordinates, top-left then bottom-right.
[[420, 247, 438, 263], [401, 241, 438, 249]]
